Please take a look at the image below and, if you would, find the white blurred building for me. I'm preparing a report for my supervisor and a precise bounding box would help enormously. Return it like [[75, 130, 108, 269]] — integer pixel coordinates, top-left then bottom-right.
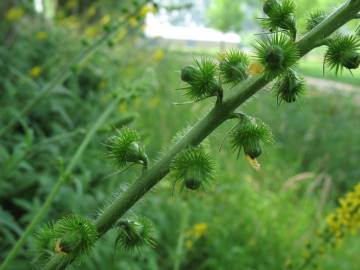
[[144, 13, 242, 49]]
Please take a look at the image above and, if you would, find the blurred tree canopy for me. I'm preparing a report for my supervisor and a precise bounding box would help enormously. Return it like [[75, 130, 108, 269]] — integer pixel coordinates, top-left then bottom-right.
[[207, 0, 342, 33], [207, 0, 247, 32]]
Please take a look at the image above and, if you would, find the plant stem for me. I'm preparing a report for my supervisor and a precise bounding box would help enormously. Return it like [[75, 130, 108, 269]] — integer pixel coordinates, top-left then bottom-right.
[[43, 1, 360, 269], [173, 204, 189, 270], [0, 94, 123, 270], [0, 11, 137, 139]]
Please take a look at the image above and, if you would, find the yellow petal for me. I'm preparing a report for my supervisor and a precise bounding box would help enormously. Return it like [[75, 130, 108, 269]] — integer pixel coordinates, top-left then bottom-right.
[[247, 61, 265, 76], [245, 155, 261, 171]]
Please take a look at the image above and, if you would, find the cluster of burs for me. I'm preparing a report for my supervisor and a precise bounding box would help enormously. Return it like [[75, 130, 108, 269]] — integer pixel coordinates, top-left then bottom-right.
[[33, 0, 359, 266]]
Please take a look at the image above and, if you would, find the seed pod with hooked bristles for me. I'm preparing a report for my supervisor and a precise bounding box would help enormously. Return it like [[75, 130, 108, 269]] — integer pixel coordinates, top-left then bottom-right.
[[106, 127, 148, 168], [305, 10, 326, 32], [254, 33, 299, 78], [274, 69, 305, 104], [263, 0, 280, 17], [180, 58, 222, 101], [181, 66, 199, 83], [230, 115, 273, 161], [34, 215, 97, 265], [260, 0, 297, 40], [324, 35, 360, 74], [115, 216, 155, 251], [243, 142, 262, 159], [171, 146, 215, 191], [219, 50, 249, 85]]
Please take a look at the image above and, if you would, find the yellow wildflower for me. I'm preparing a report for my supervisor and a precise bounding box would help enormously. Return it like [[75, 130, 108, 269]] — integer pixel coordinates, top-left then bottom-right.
[[245, 155, 261, 171], [185, 240, 193, 250], [66, 15, 78, 26], [247, 61, 265, 75], [65, 0, 77, 9], [86, 6, 97, 18], [192, 223, 208, 238], [100, 15, 111, 25], [85, 26, 99, 38], [30, 66, 43, 78], [139, 3, 157, 18], [128, 17, 138, 27], [325, 182, 360, 240], [153, 50, 165, 62], [218, 52, 226, 61], [118, 102, 127, 113], [35, 31, 48, 41], [303, 251, 310, 259], [114, 28, 128, 42], [5, 7, 24, 22]]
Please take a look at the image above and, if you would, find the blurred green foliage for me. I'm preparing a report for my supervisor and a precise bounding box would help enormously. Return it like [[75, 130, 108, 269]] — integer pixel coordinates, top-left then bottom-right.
[[1, 0, 360, 269]]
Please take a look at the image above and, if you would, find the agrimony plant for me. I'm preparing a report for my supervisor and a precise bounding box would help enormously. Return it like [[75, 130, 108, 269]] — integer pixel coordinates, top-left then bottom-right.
[[2, 1, 359, 269]]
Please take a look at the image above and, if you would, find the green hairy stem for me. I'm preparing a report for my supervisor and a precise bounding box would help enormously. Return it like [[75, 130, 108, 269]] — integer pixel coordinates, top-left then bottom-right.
[[35, 0, 360, 269], [0, 94, 124, 270]]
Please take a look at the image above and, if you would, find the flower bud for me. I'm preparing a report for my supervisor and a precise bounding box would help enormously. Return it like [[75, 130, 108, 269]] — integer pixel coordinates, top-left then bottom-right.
[[171, 146, 215, 191], [263, 0, 280, 17], [306, 10, 326, 31], [107, 128, 148, 168], [324, 35, 360, 74], [244, 142, 262, 159], [264, 45, 285, 70], [219, 50, 249, 85], [181, 66, 198, 83], [35, 216, 97, 264], [184, 170, 202, 190], [342, 52, 360, 70], [275, 70, 305, 104], [180, 58, 221, 101], [254, 34, 299, 78], [115, 217, 155, 251], [230, 115, 272, 162]]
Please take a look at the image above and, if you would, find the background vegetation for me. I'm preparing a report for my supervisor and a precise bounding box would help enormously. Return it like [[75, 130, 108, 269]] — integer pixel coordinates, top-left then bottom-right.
[[0, 0, 359, 269]]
